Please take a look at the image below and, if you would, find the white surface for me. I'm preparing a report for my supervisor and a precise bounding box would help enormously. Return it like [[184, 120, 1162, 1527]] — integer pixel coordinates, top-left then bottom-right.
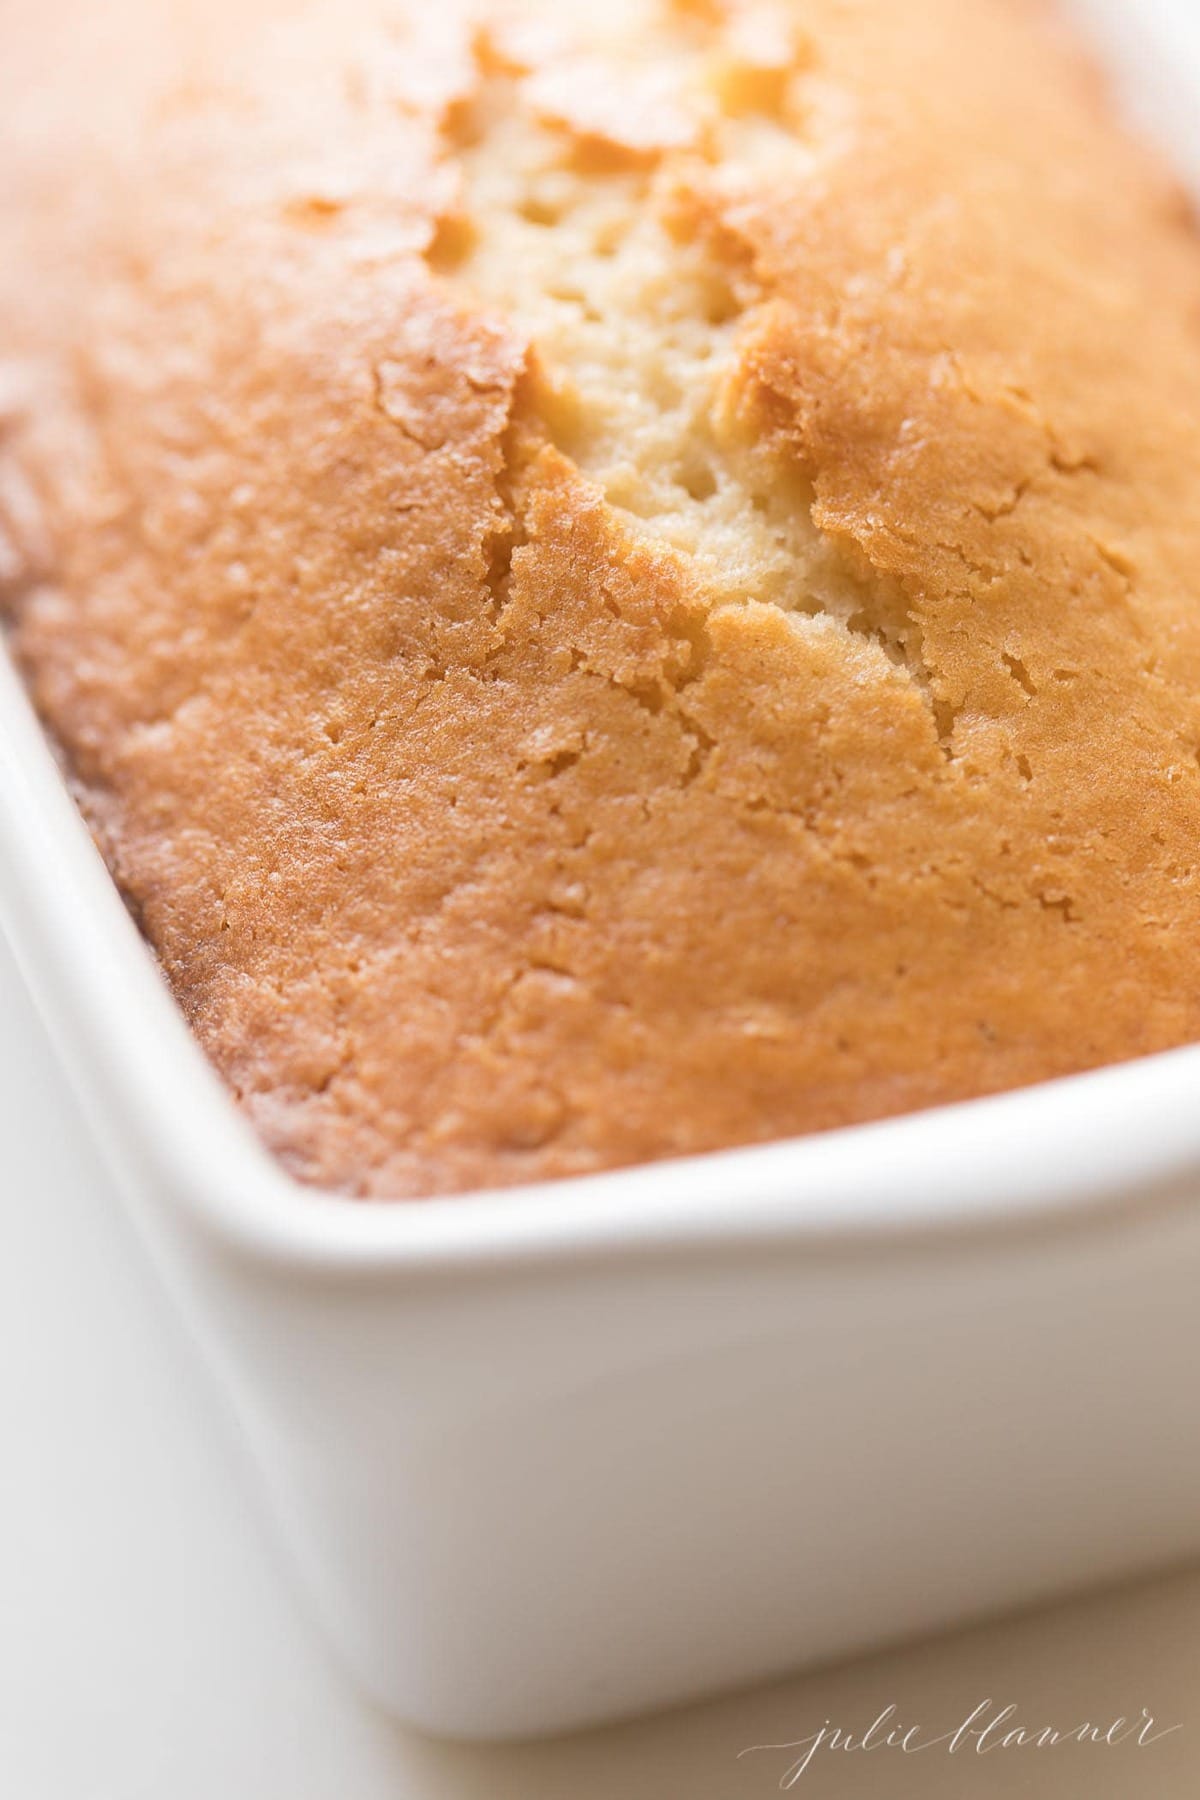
[[3, 929, 1200, 1798]]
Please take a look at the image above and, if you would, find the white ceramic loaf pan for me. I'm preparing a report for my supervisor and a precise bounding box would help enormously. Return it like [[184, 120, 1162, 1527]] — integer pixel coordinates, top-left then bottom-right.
[[5, 0, 1200, 1743]]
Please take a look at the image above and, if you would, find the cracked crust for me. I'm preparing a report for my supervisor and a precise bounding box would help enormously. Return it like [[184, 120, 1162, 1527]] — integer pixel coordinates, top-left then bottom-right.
[[6, 0, 1200, 1197]]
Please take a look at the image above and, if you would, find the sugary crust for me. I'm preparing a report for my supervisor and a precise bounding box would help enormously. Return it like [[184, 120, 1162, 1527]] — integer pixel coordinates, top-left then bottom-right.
[[6, 0, 1200, 1196]]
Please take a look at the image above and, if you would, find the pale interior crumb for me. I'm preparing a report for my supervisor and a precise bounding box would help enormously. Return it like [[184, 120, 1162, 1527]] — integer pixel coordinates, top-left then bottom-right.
[[431, 8, 919, 667]]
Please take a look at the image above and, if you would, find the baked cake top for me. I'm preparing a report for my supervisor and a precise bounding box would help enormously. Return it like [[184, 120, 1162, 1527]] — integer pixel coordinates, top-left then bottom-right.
[[5, 0, 1200, 1196]]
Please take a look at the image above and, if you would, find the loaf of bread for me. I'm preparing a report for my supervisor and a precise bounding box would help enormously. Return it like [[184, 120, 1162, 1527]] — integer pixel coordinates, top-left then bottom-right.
[[4, 0, 1200, 1198]]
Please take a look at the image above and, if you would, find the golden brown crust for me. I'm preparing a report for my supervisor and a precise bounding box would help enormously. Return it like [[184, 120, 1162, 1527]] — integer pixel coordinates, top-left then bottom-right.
[[6, 0, 1200, 1196]]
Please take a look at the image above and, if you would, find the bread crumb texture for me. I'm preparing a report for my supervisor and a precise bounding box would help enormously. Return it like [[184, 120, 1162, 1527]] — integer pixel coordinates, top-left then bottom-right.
[[5, 0, 1200, 1197]]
